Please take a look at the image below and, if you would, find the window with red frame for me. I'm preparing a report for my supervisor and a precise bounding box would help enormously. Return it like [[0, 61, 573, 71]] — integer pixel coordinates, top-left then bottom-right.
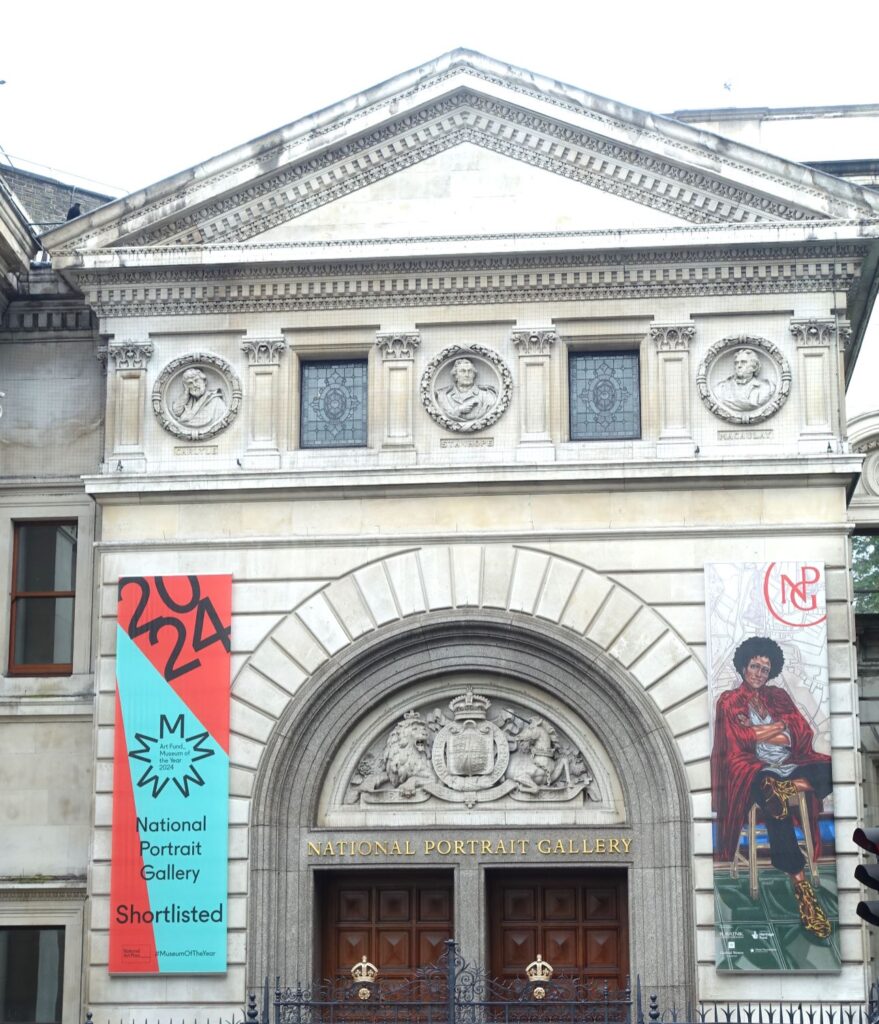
[[9, 522, 77, 675]]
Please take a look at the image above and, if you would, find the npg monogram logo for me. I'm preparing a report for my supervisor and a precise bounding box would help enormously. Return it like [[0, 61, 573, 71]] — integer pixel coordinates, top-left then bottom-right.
[[762, 562, 827, 628]]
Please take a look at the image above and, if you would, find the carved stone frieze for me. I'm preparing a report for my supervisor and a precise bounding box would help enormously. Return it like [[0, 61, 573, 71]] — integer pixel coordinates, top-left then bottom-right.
[[650, 324, 695, 351], [696, 335, 792, 425], [789, 318, 848, 347], [421, 345, 512, 433], [241, 337, 288, 364], [152, 352, 242, 441], [108, 341, 154, 370], [347, 689, 597, 810], [511, 328, 557, 355], [71, 242, 867, 320], [376, 331, 421, 359]]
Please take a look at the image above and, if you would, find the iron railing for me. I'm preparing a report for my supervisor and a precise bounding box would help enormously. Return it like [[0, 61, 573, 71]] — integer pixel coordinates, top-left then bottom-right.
[[238, 942, 879, 1024]]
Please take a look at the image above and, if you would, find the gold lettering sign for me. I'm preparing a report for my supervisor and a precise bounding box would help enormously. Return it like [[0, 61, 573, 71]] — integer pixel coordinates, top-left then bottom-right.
[[306, 836, 633, 857]]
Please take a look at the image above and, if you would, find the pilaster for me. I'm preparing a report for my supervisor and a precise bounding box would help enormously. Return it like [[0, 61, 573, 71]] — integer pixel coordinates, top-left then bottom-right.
[[106, 340, 153, 471], [511, 328, 556, 459], [241, 336, 288, 468], [789, 318, 841, 453], [650, 324, 696, 458], [375, 332, 421, 450]]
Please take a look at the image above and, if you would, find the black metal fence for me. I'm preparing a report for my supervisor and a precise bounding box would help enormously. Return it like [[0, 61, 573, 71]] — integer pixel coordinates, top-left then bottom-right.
[[240, 942, 879, 1024]]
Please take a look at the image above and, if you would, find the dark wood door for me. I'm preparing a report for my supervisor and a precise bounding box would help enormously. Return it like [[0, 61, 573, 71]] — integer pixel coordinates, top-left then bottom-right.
[[488, 870, 629, 990], [319, 872, 453, 983]]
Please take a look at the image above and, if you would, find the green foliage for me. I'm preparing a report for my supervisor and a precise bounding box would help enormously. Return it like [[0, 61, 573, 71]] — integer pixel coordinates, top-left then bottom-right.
[[853, 535, 879, 612]]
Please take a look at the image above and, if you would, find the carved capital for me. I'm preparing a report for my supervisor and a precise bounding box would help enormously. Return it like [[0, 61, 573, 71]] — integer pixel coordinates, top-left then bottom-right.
[[241, 336, 288, 364], [789, 318, 840, 346], [650, 324, 695, 351], [376, 331, 421, 359], [107, 341, 154, 370], [511, 328, 557, 355]]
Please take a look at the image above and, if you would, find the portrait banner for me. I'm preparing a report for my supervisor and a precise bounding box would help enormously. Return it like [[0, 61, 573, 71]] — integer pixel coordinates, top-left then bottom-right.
[[706, 562, 839, 972], [110, 575, 231, 973]]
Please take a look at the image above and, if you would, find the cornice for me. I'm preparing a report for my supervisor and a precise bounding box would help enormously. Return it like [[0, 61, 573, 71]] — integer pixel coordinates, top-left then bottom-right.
[[83, 453, 861, 502], [56, 223, 877, 275], [115, 94, 827, 248], [0, 882, 87, 900], [91, 520, 855, 552], [74, 251, 864, 319]]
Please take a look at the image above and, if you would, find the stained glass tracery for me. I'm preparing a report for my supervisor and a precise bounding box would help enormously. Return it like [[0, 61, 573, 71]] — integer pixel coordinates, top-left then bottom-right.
[[300, 359, 368, 448], [569, 351, 640, 441]]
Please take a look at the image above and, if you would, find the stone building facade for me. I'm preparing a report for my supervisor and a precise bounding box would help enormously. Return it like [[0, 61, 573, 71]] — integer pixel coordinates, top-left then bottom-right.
[[3, 49, 879, 1021]]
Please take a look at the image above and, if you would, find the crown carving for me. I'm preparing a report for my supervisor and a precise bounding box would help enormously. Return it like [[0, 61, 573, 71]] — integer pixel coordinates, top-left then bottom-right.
[[449, 689, 491, 720], [351, 956, 378, 983], [526, 954, 553, 983]]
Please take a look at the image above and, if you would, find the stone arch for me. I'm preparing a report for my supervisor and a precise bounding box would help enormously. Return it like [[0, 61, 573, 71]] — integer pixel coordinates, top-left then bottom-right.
[[235, 545, 707, 1003]]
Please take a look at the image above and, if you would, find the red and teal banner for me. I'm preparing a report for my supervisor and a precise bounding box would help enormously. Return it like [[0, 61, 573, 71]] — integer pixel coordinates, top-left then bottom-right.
[[110, 575, 231, 974]]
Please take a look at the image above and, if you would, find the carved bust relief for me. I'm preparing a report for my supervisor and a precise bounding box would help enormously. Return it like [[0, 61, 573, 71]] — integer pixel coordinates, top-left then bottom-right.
[[152, 352, 242, 441], [421, 345, 512, 433], [696, 335, 791, 425]]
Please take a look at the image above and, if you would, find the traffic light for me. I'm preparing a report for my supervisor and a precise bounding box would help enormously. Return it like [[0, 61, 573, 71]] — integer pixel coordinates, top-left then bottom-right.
[[853, 827, 879, 925]]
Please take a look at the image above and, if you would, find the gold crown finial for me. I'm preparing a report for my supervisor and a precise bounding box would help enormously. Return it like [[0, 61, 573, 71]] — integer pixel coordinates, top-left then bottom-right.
[[526, 954, 553, 997], [351, 956, 379, 1000]]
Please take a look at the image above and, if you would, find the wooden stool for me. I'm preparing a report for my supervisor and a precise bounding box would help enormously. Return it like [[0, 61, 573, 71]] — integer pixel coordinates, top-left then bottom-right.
[[730, 791, 818, 900]]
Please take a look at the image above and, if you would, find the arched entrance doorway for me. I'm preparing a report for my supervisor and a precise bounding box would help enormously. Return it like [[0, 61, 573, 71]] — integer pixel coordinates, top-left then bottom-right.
[[247, 610, 696, 1006]]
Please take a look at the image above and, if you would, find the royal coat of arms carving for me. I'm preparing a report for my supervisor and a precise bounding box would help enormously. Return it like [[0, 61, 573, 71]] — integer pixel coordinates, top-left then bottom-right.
[[347, 689, 597, 809]]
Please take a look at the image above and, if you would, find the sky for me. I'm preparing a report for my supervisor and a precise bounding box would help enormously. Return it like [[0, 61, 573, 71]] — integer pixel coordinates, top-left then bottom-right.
[[2, 0, 878, 408], [3, 0, 878, 195]]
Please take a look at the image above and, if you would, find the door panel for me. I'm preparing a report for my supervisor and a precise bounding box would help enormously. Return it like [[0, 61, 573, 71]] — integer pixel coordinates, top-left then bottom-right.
[[320, 872, 453, 983], [488, 870, 628, 990]]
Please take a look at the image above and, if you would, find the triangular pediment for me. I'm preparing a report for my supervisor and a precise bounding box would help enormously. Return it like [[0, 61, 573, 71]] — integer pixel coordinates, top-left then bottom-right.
[[250, 143, 688, 243], [42, 50, 879, 256]]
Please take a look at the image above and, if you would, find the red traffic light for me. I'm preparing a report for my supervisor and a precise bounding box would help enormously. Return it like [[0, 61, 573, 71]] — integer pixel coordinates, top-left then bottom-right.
[[853, 827, 879, 855]]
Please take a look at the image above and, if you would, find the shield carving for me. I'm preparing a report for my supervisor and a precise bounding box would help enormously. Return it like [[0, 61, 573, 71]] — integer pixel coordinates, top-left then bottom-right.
[[447, 721, 494, 777]]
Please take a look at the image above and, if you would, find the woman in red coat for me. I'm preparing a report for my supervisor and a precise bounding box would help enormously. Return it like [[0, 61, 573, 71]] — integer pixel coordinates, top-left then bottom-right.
[[711, 636, 833, 938]]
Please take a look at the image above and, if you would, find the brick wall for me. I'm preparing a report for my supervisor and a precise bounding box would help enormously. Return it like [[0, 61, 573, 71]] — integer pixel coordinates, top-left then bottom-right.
[[0, 166, 114, 232]]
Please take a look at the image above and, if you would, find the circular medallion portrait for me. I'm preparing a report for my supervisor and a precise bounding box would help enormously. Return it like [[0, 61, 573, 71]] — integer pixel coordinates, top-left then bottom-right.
[[152, 352, 242, 441], [420, 344, 512, 433], [696, 335, 791, 425]]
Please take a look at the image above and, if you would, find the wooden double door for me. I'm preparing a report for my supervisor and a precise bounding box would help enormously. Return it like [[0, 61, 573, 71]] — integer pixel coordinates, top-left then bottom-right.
[[319, 869, 628, 989]]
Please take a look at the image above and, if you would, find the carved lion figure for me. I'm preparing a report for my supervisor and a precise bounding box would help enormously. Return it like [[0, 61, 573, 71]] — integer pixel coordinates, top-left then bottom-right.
[[384, 713, 434, 794], [355, 711, 435, 799]]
